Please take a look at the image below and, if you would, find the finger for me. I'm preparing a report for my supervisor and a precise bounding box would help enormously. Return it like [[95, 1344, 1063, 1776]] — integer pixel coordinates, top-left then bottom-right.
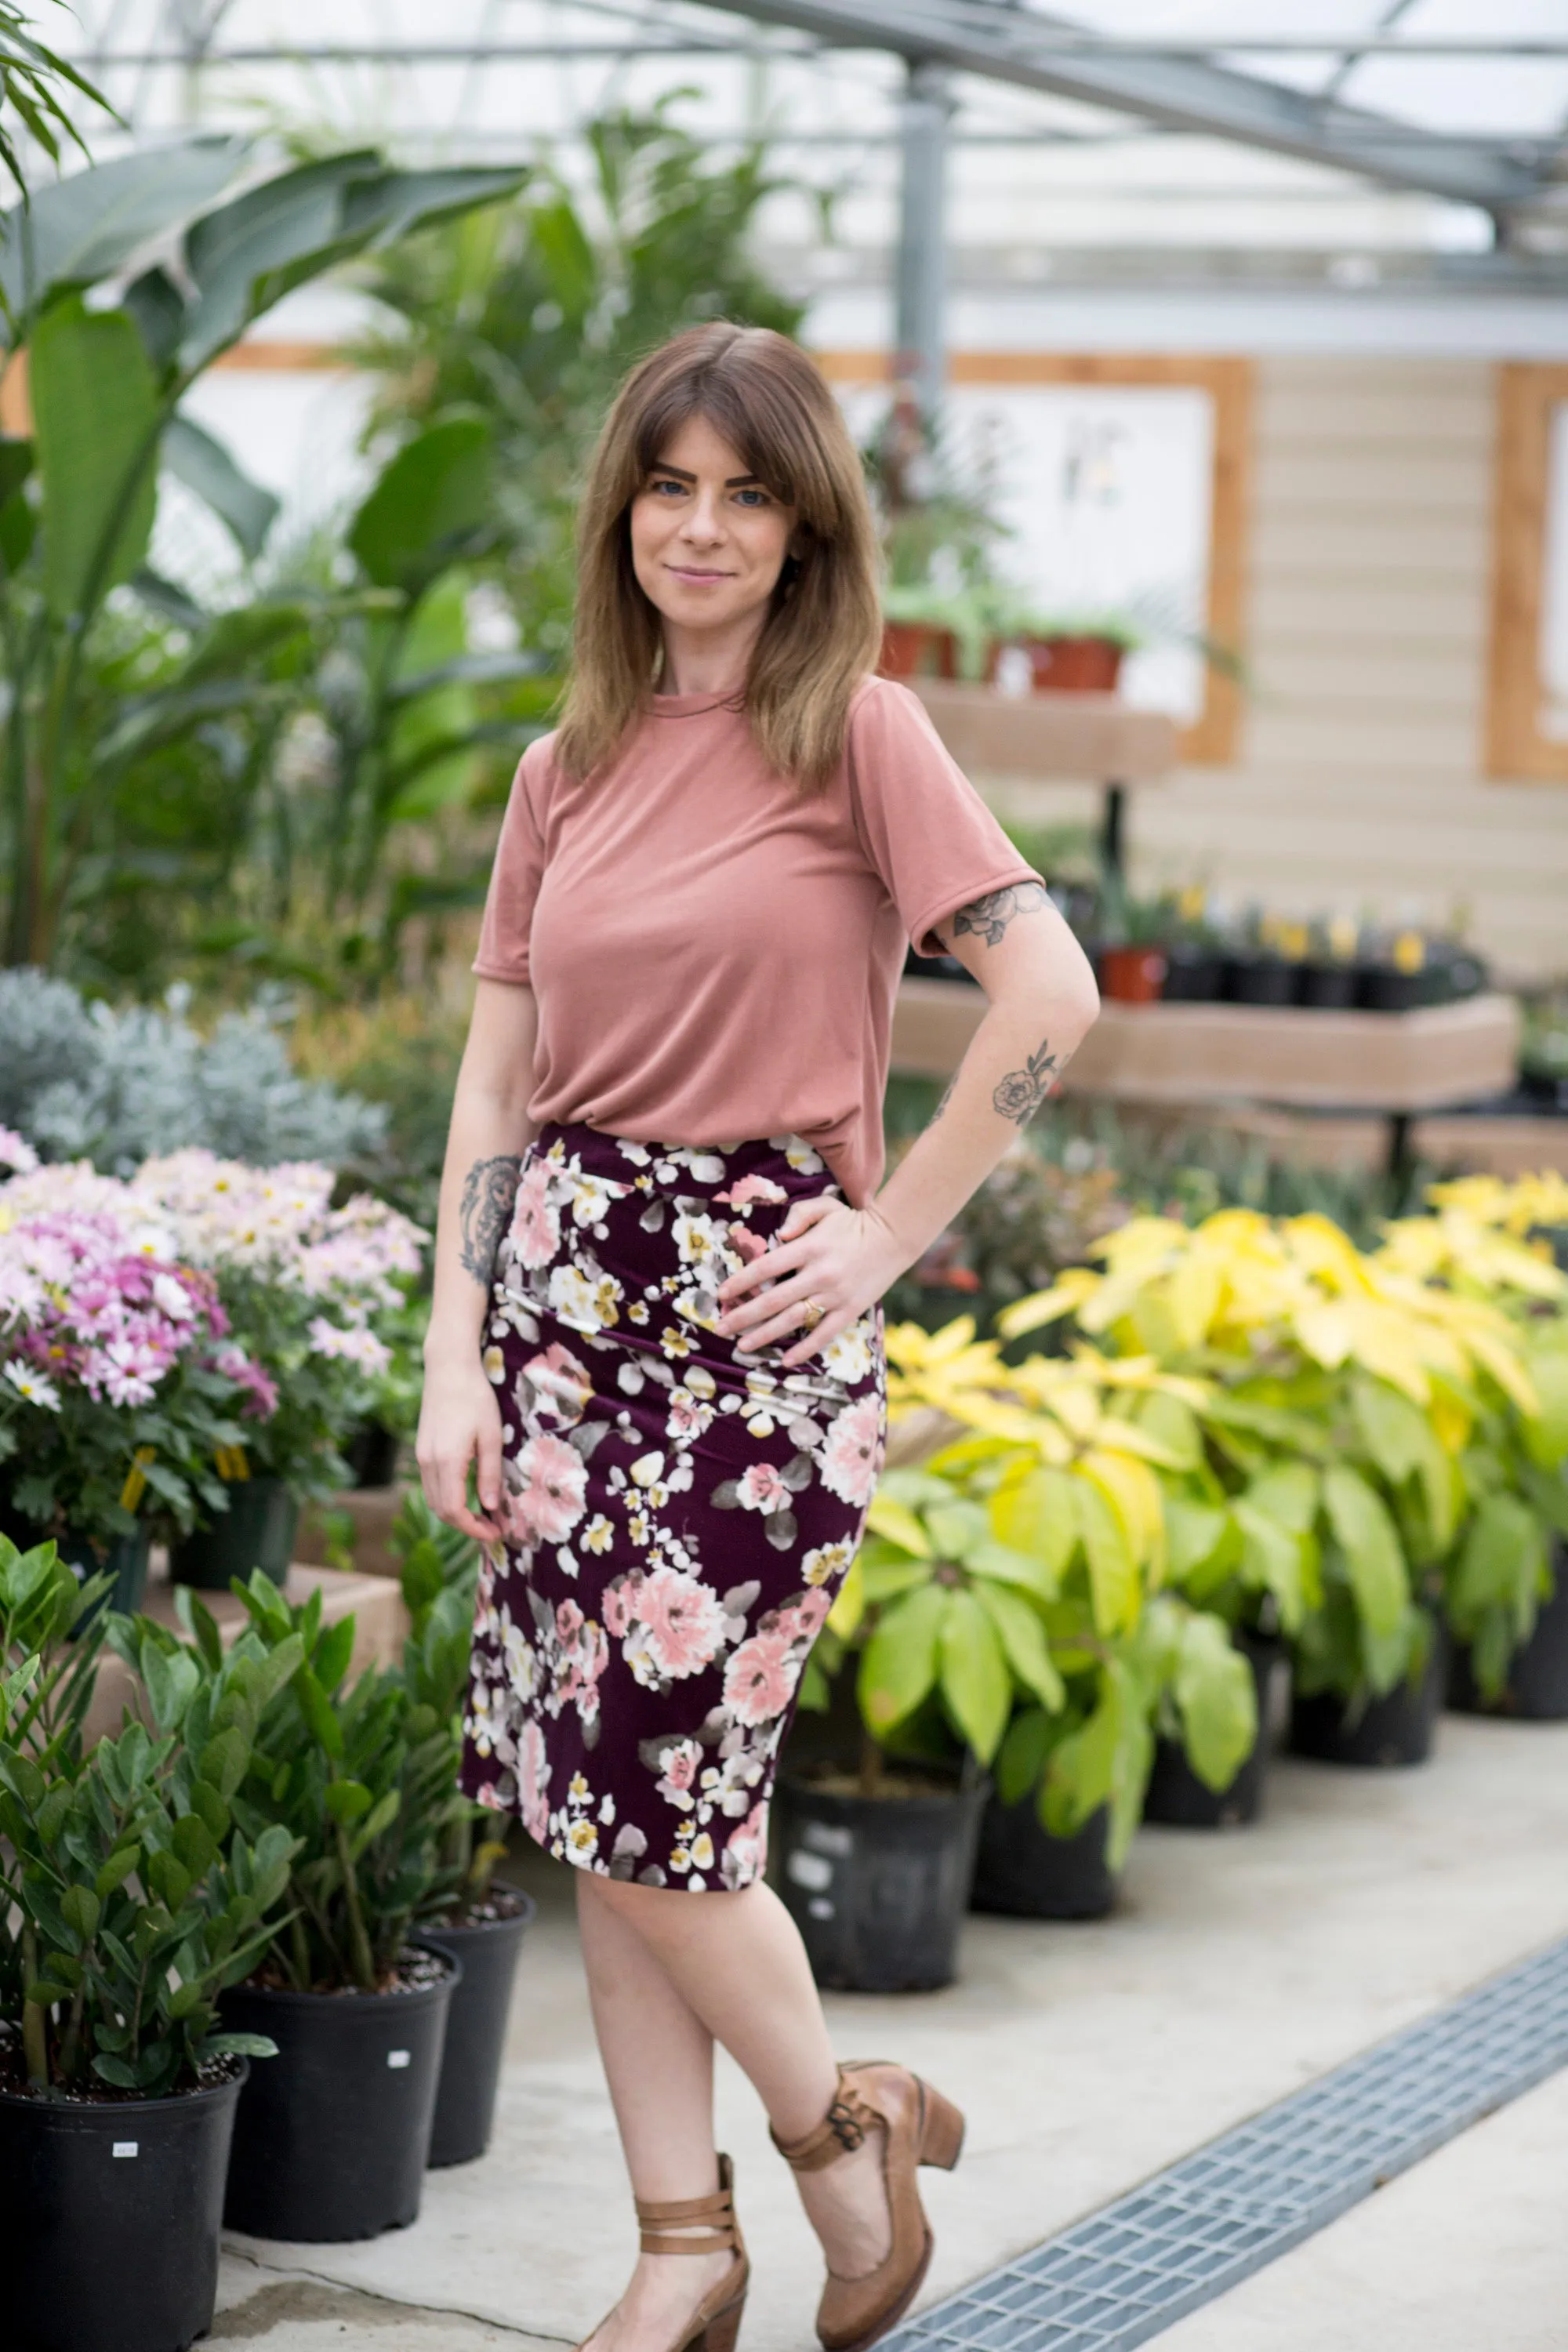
[[735, 1293, 840, 1356], [717, 1232, 815, 1303], [448, 1503, 503, 1544], [777, 1196, 836, 1244], [474, 1415, 503, 1519], [778, 1312, 851, 1369], [723, 1265, 829, 1336]]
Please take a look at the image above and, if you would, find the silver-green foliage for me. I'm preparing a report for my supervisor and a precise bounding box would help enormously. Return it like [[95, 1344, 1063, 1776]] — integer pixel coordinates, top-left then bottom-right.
[[0, 967, 386, 1171]]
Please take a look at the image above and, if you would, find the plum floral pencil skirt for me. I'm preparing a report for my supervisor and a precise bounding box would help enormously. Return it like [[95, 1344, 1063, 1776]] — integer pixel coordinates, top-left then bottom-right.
[[461, 1120, 887, 1892]]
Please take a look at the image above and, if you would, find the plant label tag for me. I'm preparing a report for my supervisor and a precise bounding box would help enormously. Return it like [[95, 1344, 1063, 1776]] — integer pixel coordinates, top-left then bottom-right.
[[387, 2049, 412, 2069], [112, 2142, 139, 2158], [787, 1849, 833, 1893]]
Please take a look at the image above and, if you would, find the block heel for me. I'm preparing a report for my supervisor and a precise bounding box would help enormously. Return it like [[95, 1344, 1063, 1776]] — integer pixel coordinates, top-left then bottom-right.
[[576, 2155, 748, 2352], [917, 2082, 965, 2172]]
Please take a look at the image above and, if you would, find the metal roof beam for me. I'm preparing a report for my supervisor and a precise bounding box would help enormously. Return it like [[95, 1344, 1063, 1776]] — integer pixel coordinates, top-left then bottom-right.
[[696, 0, 1548, 216]]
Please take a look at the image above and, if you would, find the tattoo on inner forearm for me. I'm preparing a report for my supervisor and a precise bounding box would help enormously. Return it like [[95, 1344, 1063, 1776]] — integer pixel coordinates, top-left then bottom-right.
[[459, 1155, 522, 1283], [931, 1070, 958, 1123], [949, 880, 1050, 949], [992, 1038, 1062, 1127]]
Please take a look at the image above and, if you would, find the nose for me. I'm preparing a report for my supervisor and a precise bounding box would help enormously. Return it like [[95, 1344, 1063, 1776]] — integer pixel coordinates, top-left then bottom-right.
[[681, 485, 726, 546]]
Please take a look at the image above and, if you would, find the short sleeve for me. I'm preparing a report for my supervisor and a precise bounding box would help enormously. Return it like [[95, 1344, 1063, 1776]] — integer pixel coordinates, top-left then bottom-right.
[[472, 741, 550, 983], [846, 679, 1042, 956]]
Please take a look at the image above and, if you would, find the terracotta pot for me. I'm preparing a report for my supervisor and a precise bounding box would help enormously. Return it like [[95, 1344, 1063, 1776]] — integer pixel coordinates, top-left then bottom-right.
[[1101, 945, 1167, 1004], [988, 634, 1124, 693], [877, 621, 957, 681]]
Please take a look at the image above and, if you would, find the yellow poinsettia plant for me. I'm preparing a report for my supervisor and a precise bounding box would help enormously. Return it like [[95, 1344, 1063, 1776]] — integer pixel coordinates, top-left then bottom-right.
[[996, 1199, 1568, 1706], [808, 1319, 1256, 1866]]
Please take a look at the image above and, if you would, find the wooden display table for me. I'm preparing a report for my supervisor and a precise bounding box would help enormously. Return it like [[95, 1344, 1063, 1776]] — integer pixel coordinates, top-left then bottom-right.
[[909, 683, 1178, 873], [82, 1558, 409, 1748], [891, 984, 1521, 1162]]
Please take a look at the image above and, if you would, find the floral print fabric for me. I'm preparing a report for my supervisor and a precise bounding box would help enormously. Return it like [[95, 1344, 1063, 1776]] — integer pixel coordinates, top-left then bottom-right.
[[462, 1122, 886, 1892]]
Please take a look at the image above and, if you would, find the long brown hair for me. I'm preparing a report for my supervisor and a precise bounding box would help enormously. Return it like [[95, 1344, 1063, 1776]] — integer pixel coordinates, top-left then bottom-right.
[[555, 324, 883, 790]]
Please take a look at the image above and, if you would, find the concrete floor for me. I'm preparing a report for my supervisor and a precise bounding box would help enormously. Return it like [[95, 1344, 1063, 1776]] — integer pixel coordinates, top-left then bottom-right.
[[211, 1711, 1568, 2352]]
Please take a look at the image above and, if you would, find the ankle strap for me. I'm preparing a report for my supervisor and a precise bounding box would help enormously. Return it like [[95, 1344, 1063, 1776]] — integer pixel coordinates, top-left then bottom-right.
[[637, 2155, 739, 2256], [770, 2070, 880, 2175]]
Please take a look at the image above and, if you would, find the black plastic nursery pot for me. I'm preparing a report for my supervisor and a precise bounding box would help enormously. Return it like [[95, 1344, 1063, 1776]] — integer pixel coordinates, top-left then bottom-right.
[[1296, 961, 1359, 1010], [1160, 947, 1225, 1003], [220, 1954, 457, 2241], [0, 2060, 245, 2352], [775, 1769, 986, 1993], [1144, 1636, 1279, 1830], [970, 1796, 1116, 1919], [1223, 955, 1297, 1007], [171, 1475, 299, 1592], [416, 1886, 537, 2167], [345, 1417, 402, 1489], [1357, 966, 1438, 1013], [1290, 1621, 1448, 1769], [57, 1522, 151, 1618], [1449, 1547, 1568, 1722]]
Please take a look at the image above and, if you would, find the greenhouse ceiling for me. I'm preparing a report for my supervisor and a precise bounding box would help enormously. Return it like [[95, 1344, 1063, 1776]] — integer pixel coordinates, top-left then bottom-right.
[[45, 2, 1568, 293]]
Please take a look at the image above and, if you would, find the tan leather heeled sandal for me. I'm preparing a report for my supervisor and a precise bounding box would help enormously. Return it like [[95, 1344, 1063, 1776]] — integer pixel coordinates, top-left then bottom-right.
[[771, 2063, 964, 2352], [579, 2154, 750, 2352]]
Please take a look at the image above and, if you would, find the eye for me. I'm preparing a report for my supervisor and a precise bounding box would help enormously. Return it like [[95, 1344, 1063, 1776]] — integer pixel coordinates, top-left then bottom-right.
[[734, 487, 769, 508], [648, 476, 686, 497]]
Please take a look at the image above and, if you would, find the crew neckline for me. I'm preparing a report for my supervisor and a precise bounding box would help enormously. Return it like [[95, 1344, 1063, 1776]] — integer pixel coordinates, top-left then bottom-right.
[[648, 687, 746, 717]]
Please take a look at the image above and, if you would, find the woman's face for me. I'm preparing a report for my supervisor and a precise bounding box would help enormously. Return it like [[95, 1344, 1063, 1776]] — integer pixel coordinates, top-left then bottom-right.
[[629, 412, 796, 647]]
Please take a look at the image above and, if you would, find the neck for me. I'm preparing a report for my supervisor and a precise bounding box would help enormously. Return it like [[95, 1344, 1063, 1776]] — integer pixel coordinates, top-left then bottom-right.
[[659, 608, 768, 698]]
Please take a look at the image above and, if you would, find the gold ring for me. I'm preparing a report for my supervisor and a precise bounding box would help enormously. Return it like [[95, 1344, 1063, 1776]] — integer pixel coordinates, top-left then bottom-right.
[[799, 1298, 826, 1333]]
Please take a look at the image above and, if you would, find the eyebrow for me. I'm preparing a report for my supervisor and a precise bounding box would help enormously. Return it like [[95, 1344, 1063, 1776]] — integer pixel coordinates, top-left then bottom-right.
[[648, 463, 765, 488]]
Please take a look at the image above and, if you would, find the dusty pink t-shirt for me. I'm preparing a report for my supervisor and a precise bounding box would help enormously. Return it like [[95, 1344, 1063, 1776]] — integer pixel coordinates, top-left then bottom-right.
[[472, 675, 1039, 1207]]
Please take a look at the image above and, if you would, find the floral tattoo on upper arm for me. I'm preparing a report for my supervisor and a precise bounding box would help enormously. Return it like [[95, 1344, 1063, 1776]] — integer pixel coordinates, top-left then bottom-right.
[[949, 880, 1050, 949], [459, 1155, 522, 1285]]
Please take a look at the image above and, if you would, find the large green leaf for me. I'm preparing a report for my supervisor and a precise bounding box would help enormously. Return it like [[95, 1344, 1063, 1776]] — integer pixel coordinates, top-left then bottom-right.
[[990, 1463, 1077, 1580], [858, 1581, 947, 1737], [973, 1579, 1065, 1712], [0, 138, 246, 334], [937, 1588, 1011, 1764], [1172, 1613, 1257, 1793], [1448, 1493, 1545, 1631], [1041, 1673, 1121, 1838], [1323, 1464, 1408, 1639], [1074, 1476, 1138, 1637], [179, 158, 525, 372], [162, 412, 279, 559], [349, 413, 495, 592], [31, 297, 158, 618]]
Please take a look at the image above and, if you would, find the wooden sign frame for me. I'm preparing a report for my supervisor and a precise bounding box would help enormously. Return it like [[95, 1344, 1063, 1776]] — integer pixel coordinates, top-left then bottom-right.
[[1486, 361, 1568, 782], [815, 350, 1252, 766]]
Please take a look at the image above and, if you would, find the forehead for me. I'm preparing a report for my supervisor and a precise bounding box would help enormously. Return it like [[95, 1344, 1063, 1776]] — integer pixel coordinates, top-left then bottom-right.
[[648, 411, 753, 479]]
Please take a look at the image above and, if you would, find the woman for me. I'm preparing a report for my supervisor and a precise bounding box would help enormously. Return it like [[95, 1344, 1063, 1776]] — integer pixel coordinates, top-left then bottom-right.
[[418, 321, 1099, 2352]]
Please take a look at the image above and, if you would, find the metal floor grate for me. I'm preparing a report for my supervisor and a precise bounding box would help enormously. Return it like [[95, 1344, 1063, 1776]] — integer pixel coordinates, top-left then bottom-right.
[[884, 1933, 1568, 2352]]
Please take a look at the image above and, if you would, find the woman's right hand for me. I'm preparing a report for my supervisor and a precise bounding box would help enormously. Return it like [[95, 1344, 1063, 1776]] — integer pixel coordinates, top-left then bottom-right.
[[416, 1354, 506, 1545]]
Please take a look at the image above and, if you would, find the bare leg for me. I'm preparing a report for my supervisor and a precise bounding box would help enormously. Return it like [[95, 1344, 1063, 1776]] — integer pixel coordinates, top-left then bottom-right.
[[578, 1871, 894, 2328], [575, 1878, 733, 2350]]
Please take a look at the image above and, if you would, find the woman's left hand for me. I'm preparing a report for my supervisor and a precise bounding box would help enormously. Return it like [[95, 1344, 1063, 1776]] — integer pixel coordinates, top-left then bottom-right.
[[715, 1196, 909, 1367]]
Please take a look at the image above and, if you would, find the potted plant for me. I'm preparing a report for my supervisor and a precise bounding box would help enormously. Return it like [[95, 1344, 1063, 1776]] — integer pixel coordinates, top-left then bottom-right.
[[1298, 915, 1363, 1011], [394, 1494, 536, 2169], [1095, 877, 1172, 1005], [1379, 1178, 1568, 1718], [153, 1571, 466, 2240], [1000, 1203, 1552, 1771], [0, 1536, 296, 2352], [123, 1152, 426, 1588], [1159, 887, 1228, 1005], [0, 1191, 268, 1614], [983, 606, 1138, 696], [780, 1441, 1062, 1991], [878, 583, 963, 682], [1222, 911, 1306, 1007]]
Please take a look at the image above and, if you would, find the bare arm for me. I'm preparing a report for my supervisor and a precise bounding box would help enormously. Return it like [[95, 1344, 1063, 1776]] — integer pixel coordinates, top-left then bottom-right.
[[717, 881, 1098, 1363], [417, 978, 541, 1541]]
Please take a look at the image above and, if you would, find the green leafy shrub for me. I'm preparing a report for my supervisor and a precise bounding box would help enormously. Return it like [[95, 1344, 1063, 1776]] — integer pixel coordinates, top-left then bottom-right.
[[0, 1537, 298, 2094], [392, 1490, 506, 1918], [165, 1573, 471, 1991]]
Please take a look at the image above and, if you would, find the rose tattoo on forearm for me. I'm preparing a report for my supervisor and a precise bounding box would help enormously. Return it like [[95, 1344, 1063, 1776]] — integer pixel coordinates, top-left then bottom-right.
[[992, 1038, 1061, 1127], [459, 1154, 522, 1285]]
